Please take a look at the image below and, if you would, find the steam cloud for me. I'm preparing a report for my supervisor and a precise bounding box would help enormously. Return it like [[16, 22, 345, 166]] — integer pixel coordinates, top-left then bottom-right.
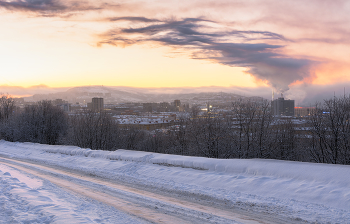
[[99, 17, 315, 94]]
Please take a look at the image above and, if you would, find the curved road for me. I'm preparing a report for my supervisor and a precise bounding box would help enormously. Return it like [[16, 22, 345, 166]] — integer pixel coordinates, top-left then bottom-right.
[[0, 156, 304, 224]]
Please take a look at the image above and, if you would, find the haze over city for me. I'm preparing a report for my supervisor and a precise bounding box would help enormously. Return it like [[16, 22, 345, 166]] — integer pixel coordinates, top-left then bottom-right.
[[1, 1, 350, 223], [0, 0, 349, 105]]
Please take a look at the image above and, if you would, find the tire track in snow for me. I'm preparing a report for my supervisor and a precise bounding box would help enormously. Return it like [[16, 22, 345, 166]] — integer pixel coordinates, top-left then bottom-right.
[[0, 157, 291, 224]]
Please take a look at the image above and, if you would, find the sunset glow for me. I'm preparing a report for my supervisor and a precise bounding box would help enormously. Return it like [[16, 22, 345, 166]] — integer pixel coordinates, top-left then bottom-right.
[[0, 0, 349, 99]]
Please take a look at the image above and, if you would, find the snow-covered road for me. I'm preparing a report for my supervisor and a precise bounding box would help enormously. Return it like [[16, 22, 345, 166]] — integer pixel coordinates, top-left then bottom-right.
[[0, 140, 349, 223], [0, 157, 258, 223], [0, 161, 148, 223]]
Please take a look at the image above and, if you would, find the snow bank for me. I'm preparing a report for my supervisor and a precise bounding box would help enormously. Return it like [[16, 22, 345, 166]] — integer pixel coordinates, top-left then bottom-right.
[[2, 141, 92, 157], [1, 140, 349, 187], [1, 140, 349, 222]]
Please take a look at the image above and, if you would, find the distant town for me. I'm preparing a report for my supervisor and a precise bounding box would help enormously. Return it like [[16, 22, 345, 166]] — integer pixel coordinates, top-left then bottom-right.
[[11, 86, 315, 118], [10, 86, 316, 127]]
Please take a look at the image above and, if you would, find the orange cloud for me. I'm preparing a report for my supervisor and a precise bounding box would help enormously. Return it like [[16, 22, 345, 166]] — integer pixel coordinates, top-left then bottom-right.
[[311, 61, 350, 85]]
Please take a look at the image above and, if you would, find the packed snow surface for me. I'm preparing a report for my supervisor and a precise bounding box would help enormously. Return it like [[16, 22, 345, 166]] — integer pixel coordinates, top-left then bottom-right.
[[0, 163, 147, 223], [0, 140, 349, 223]]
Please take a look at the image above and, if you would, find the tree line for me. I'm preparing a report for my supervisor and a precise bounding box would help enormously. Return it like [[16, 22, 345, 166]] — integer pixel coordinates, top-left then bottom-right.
[[0, 94, 349, 165]]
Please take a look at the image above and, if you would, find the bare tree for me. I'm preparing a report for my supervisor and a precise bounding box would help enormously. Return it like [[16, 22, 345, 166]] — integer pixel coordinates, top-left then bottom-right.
[[254, 100, 273, 158], [190, 104, 201, 119], [270, 118, 297, 160], [231, 99, 273, 159], [167, 115, 190, 155], [22, 101, 68, 145], [308, 97, 350, 164], [1, 100, 68, 145], [0, 94, 15, 121], [68, 110, 118, 150]]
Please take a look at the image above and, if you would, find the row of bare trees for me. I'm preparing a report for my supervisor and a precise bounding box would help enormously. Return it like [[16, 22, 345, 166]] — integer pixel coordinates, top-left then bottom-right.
[[0, 99, 68, 145], [308, 97, 350, 164], [0, 94, 350, 164], [139, 100, 301, 161]]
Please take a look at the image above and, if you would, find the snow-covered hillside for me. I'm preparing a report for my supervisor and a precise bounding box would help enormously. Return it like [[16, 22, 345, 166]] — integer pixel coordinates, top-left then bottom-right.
[[0, 140, 349, 223]]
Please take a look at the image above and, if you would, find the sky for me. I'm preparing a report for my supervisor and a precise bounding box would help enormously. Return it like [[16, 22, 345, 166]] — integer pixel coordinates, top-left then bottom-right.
[[0, 0, 350, 102]]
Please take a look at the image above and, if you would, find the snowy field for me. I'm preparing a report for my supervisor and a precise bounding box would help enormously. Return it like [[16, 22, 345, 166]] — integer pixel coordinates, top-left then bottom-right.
[[0, 140, 349, 223]]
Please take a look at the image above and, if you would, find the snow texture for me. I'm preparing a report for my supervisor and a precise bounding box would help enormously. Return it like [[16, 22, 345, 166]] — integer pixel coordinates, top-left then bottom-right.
[[0, 140, 349, 223], [0, 163, 147, 223]]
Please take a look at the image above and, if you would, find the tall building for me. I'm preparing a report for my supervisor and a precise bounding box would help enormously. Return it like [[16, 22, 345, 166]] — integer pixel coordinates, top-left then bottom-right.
[[92, 97, 104, 112], [174, 100, 181, 107], [271, 97, 295, 116], [173, 100, 181, 112]]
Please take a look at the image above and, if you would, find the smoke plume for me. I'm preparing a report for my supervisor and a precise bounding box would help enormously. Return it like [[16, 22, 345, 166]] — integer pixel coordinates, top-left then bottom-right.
[[99, 17, 315, 94]]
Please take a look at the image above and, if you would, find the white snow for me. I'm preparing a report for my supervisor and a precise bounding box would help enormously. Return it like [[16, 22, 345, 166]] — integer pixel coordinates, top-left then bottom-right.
[[0, 163, 147, 223], [0, 140, 349, 223]]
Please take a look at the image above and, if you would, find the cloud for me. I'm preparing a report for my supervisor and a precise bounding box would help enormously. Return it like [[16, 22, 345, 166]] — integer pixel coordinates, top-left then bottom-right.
[[0, 0, 117, 16], [108, 16, 160, 23], [99, 17, 315, 93], [286, 82, 350, 106], [0, 0, 67, 12]]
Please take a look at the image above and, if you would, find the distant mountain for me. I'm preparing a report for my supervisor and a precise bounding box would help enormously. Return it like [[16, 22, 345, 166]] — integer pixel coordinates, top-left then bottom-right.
[[66, 86, 149, 102], [23, 85, 267, 104]]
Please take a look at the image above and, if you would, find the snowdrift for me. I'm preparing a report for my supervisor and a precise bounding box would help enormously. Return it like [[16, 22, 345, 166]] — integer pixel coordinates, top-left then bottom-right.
[[1, 140, 349, 187], [1, 140, 350, 222]]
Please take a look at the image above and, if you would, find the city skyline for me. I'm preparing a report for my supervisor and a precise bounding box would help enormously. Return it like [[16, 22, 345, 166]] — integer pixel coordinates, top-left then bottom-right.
[[0, 0, 350, 102]]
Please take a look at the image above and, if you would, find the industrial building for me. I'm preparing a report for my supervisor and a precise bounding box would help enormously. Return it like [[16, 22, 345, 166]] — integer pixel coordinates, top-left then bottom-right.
[[295, 107, 315, 117], [271, 97, 295, 116]]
